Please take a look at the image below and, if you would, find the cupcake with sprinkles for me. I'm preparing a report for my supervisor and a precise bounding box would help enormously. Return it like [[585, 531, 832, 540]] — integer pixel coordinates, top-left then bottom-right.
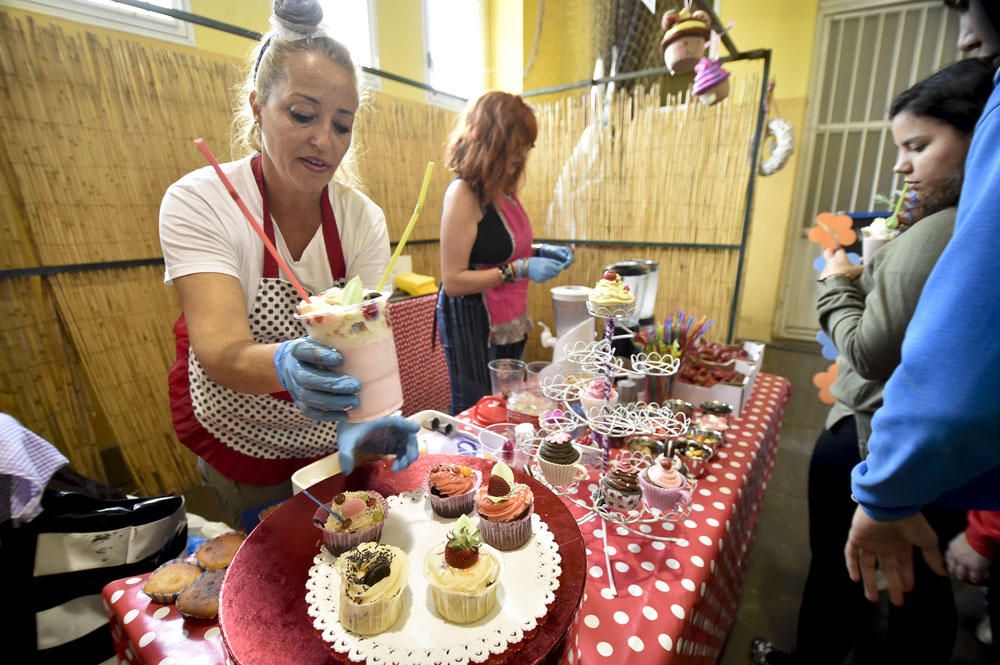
[[427, 463, 481, 517], [335, 542, 409, 635], [601, 460, 643, 511], [424, 514, 502, 623], [474, 461, 534, 551], [313, 490, 388, 556]]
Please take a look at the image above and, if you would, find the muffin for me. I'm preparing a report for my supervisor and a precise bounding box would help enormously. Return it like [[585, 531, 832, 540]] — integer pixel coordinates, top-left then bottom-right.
[[143, 559, 203, 603], [587, 270, 635, 317], [176, 569, 226, 620], [475, 461, 534, 551], [601, 461, 643, 511], [639, 455, 692, 512], [537, 431, 588, 486], [428, 464, 480, 518], [195, 532, 245, 571], [424, 514, 502, 624], [336, 542, 408, 635], [313, 490, 388, 556]]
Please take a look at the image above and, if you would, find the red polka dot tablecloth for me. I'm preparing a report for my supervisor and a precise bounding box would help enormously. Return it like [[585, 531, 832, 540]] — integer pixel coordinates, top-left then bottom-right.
[[459, 372, 791, 664], [102, 572, 231, 665]]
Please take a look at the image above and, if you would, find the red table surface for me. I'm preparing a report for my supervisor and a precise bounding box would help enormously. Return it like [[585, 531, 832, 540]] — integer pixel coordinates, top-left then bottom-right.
[[219, 454, 586, 665], [455, 372, 791, 664]]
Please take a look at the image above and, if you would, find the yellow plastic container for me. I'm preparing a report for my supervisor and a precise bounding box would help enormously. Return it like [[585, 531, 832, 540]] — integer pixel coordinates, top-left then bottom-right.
[[394, 272, 438, 296]]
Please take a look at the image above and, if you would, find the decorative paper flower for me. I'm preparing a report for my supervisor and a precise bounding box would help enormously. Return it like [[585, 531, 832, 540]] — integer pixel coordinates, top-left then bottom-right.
[[808, 213, 856, 250], [813, 251, 861, 273], [815, 330, 839, 361], [812, 362, 839, 405]]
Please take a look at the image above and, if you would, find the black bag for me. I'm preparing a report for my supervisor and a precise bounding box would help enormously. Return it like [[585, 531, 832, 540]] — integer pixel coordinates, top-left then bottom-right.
[[2, 476, 186, 664]]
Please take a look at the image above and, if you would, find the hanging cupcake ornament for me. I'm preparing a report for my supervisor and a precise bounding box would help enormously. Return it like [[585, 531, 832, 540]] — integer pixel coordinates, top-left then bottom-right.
[[692, 27, 731, 106], [660, 4, 711, 75]]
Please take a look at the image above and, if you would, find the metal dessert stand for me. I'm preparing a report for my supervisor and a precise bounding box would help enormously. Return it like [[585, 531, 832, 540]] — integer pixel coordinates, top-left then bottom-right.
[[528, 301, 696, 596]]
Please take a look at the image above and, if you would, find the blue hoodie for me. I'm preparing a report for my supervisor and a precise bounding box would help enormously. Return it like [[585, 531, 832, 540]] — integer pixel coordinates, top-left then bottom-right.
[[851, 75, 1000, 521]]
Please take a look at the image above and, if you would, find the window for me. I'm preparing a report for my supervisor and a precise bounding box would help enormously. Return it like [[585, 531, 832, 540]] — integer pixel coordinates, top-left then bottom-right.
[[423, 0, 483, 106], [1, 0, 194, 44], [319, 0, 377, 70]]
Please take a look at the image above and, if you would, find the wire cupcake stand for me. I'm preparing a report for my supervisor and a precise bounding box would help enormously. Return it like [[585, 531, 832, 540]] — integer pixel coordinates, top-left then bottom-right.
[[527, 302, 696, 596]]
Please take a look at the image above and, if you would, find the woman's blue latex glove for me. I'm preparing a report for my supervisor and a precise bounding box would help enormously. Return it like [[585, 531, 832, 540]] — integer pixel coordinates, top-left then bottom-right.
[[274, 338, 360, 421], [537, 244, 574, 268], [337, 416, 421, 475], [524, 257, 563, 283]]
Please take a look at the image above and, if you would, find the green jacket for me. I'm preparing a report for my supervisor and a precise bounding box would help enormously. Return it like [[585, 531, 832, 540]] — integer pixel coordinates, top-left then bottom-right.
[[817, 206, 956, 456]]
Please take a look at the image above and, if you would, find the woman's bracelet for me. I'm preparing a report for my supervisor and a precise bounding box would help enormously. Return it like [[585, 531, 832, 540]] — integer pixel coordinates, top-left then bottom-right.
[[499, 263, 516, 284]]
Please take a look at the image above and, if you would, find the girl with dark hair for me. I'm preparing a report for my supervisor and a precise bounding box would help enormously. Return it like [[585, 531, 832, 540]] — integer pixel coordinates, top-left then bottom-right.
[[159, 0, 418, 528], [436, 92, 574, 414], [751, 56, 995, 665]]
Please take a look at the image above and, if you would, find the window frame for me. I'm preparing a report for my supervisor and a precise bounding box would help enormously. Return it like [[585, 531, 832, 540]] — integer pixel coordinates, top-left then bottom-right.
[[421, 0, 482, 109], [1, 0, 195, 45]]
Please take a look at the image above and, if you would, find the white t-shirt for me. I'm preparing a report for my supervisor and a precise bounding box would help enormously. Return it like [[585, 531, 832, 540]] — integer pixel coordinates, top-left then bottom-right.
[[159, 156, 390, 311]]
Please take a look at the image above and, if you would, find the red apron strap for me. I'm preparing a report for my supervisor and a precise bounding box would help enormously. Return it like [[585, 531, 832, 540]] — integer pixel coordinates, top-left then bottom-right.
[[251, 154, 346, 281]]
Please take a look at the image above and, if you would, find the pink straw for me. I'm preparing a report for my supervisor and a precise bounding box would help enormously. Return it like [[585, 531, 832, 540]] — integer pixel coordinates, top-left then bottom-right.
[[193, 138, 309, 300]]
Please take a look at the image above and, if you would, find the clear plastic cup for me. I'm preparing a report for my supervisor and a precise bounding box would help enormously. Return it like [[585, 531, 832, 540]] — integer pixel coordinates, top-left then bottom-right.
[[488, 359, 526, 398], [294, 290, 403, 423]]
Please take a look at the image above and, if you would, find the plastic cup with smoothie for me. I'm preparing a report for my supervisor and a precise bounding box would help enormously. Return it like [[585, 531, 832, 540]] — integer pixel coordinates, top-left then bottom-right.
[[294, 276, 403, 422], [862, 216, 900, 264]]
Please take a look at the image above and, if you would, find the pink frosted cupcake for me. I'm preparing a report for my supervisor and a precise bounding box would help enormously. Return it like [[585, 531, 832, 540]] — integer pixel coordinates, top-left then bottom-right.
[[428, 464, 481, 517], [313, 490, 388, 556], [579, 377, 619, 418], [638, 456, 692, 512], [475, 461, 534, 551], [692, 57, 731, 106]]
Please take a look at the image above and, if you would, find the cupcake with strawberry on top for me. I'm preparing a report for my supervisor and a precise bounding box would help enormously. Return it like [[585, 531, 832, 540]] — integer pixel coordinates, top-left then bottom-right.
[[474, 461, 534, 551], [424, 514, 503, 623]]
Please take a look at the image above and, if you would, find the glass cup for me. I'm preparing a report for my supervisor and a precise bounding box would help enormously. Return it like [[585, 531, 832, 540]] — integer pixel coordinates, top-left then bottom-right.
[[477, 423, 531, 471], [488, 358, 526, 399], [294, 289, 403, 423]]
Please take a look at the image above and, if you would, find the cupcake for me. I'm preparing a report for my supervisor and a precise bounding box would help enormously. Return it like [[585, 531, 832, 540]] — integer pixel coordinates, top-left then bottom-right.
[[537, 431, 588, 486], [475, 461, 534, 551], [143, 559, 203, 603], [601, 461, 643, 511], [424, 514, 502, 624], [335, 542, 408, 635], [313, 490, 388, 556], [660, 8, 710, 74], [692, 57, 731, 106], [195, 532, 245, 571], [428, 464, 480, 517], [639, 456, 693, 512], [588, 270, 635, 317], [579, 377, 619, 418]]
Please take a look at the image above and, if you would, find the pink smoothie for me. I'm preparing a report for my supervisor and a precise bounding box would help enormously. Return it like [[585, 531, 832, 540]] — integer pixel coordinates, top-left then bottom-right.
[[295, 289, 403, 423]]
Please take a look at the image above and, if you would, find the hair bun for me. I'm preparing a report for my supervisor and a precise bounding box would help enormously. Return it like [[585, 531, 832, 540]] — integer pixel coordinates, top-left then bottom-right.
[[272, 0, 323, 34]]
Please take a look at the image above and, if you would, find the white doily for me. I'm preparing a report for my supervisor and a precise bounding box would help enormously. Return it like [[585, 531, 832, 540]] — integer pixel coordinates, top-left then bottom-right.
[[305, 490, 562, 665]]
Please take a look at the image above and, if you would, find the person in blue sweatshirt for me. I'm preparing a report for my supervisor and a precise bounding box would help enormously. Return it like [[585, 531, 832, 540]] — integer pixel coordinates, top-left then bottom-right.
[[846, 0, 1000, 608]]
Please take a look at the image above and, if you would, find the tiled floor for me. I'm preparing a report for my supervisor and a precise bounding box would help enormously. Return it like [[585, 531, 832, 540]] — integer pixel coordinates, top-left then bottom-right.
[[719, 343, 993, 665]]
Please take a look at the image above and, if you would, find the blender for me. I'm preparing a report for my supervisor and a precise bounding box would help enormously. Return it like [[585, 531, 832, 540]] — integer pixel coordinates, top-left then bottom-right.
[[631, 258, 659, 342]]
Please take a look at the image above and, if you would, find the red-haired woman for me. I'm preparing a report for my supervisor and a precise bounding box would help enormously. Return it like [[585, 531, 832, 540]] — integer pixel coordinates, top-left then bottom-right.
[[436, 91, 573, 414]]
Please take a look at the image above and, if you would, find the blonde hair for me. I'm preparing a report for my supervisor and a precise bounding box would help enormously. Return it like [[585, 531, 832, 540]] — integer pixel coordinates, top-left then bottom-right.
[[230, 0, 365, 188]]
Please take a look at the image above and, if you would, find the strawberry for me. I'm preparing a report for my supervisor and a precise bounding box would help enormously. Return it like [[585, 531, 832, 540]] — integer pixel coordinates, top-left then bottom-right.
[[602, 270, 618, 281], [365, 495, 377, 508], [362, 303, 378, 320], [444, 515, 481, 569], [445, 545, 479, 569], [487, 475, 511, 497]]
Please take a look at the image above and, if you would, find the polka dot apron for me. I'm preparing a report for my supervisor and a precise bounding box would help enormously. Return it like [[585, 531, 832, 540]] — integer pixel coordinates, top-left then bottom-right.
[[167, 156, 348, 484]]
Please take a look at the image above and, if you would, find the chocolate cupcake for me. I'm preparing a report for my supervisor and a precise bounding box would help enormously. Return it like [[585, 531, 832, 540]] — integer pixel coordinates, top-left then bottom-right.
[[601, 461, 643, 510], [537, 431, 588, 486]]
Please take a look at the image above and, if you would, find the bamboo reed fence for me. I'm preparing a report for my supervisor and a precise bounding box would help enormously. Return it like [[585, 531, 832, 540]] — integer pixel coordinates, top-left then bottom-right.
[[0, 10, 762, 496]]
